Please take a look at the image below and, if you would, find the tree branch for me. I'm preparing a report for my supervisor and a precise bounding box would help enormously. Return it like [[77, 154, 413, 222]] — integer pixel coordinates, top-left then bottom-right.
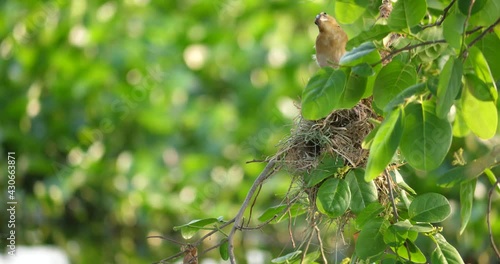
[[228, 158, 278, 263], [487, 177, 500, 259], [421, 0, 457, 29], [374, 39, 447, 66], [464, 17, 500, 55]]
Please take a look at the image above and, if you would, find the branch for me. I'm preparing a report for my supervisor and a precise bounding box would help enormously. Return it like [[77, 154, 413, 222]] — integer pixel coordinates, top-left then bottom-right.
[[464, 17, 500, 56], [228, 158, 278, 263], [421, 0, 457, 29], [487, 177, 500, 259], [373, 39, 447, 66]]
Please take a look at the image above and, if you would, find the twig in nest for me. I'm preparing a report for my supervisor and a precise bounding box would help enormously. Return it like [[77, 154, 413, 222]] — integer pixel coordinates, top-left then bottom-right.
[[487, 177, 500, 259], [228, 158, 278, 264]]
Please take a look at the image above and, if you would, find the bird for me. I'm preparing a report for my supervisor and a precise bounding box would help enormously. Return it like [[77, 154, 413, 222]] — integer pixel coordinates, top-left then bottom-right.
[[314, 12, 348, 68]]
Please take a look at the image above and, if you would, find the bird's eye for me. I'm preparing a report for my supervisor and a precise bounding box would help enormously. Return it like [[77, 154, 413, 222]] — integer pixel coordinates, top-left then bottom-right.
[[322, 12, 327, 15]]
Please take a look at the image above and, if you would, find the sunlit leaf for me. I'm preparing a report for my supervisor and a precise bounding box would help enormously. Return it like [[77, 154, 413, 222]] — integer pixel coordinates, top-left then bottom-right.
[[340, 42, 378, 66], [443, 8, 466, 49], [392, 239, 427, 263], [335, 0, 369, 24], [388, 0, 427, 30], [461, 78, 498, 139]]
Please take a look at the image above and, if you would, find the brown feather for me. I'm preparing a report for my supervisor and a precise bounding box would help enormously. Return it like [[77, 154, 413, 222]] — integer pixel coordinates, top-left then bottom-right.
[[314, 12, 348, 68]]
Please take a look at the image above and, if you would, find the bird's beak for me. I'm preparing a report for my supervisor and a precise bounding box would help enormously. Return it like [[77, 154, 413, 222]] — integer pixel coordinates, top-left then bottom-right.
[[314, 14, 321, 25]]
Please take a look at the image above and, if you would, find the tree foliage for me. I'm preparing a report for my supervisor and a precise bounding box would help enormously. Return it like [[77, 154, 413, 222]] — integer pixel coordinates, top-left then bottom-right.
[[0, 0, 499, 263]]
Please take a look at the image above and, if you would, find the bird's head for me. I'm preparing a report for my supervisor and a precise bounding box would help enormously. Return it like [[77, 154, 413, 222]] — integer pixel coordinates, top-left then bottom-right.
[[314, 12, 340, 32]]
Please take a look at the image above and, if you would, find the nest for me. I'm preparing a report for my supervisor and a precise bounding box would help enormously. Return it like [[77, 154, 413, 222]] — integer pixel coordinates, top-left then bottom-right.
[[278, 98, 378, 174]]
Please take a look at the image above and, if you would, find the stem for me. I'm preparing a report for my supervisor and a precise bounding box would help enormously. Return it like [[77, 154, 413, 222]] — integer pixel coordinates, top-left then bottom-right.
[[421, 0, 456, 29], [487, 177, 500, 259], [228, 158, 277, 263]]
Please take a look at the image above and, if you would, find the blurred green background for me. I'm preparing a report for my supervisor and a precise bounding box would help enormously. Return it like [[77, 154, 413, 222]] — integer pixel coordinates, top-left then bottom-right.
[[0, 0, 498, 263]]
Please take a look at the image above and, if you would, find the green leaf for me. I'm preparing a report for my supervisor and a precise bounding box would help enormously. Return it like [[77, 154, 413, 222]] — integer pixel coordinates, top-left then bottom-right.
[[173, 217, 224, 239], [466, 47, 498, 101], [302, 68, 347, 120], [416, 27, 448, 63], [464, 74, 495, 101], [459, 179, 476, 235], [347, 25, 392, 50], [400, 101, 452, 171], [452, 103, 470, 137], [340, 71, 367, 108], [436, 56, 463, 119], [458, 0, 487, 15], [393, 240, 427, 263], [306, 155, 344, 187], [388, 0, 427, 30], [478, 34, 500, 81], [290, 251, 320, 264], [355, 218, 390, 260], [409, 223, 435, 233], [316, 178, 351, 218], [355, 202, 384, 229], [437, 146, 500, 187], [335, 0, 369, 24], [431, 233, 465, 264], [443, 8, 466, 50], [258, 203, 307, 223], [345, 169, 378, 214], [361, 120, 380, 149], [383, 83, 426, 114], [461, 77, 498, 139], [390, 169, 416, 195], [384, 223, 410, 247], [340, 42, 378, 66], [352, 63, 375, 77], [271, 250, 302, 263], [373, 60, 417, 110], [219, 239, 229, 260], [409, 193, 451, 223], [472, 0, 500, 26], [365, 108, 403, 181]]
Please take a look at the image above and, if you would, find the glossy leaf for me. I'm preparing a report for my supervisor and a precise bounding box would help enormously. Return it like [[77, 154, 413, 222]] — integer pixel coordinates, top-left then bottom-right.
[[400, 101, 452, 171], [459, 179, 476, 234], [340, 42, 378, 66], [383, 83, 426, 114], [355, 218, 390, 259], [461, 77, 498, 139], [345, 169, 378, 213], [347, 25, 391, 50], [302, 68, 347, 120], [443, 8, 466, 49], [352, 63, 375, 77], [409, 193, 451, 223], [373, 60, 417, 110], [341, 71, 367, 108], [466, 47, 498, 101], [431, 233, 465, 264], [436, 56, 463, 119], [388, 0, 427, 30], [316, 178, 351, 218], [365, 108, 403, 181], [335, 0, 368, 24], [393, 240, 427, 263]]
